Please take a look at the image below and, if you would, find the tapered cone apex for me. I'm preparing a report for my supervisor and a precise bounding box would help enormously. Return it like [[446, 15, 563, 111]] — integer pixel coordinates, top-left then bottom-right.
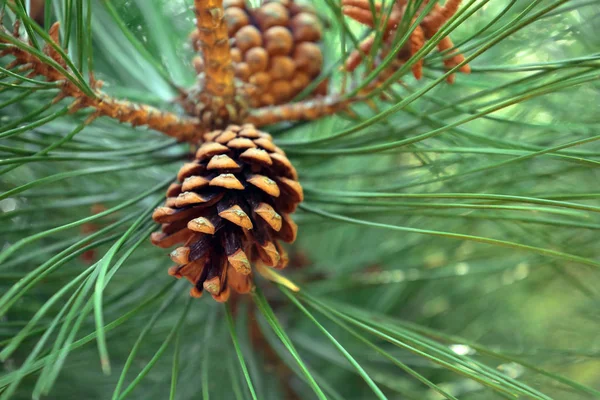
[[151, 124, 301, 302], [191, 0, 326, 108]]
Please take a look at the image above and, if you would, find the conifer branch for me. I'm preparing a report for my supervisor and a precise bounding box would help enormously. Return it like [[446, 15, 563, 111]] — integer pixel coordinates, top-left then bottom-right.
[[248, 95, 352, 127], [193, 0, 236, 99], [0, 21, 203, 142], [342, 0, 471, 83]]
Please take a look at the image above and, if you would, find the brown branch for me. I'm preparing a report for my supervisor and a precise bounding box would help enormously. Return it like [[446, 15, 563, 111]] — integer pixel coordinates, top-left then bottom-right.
[[27, 0, 45, 25], [249, 306, 300, 400], [248, 95, 351, 127], [193, 0, 236, 98], [341, 0, 470, 83], [0, 22, 204, 142], [1, 0, 473, 142], [410, 24, 425, 80], [422, 0, 463, 34]]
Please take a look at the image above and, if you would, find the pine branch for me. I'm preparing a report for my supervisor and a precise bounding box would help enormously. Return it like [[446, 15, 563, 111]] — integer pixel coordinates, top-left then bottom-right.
[[193, 0, 235, 98], [248, 95, 352, 126], [343, 0, 470, 85], [0, 20, 203, 142]]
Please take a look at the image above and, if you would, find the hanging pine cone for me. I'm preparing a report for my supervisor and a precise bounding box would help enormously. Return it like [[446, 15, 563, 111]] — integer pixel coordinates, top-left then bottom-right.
[[190, 0, 325, 108], [151, 124, 301, 302]]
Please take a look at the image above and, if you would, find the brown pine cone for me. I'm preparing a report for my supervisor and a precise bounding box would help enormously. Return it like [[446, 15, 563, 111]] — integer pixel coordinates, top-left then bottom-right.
[[151, 124, 302, 302], [192, 0, 325, 108]]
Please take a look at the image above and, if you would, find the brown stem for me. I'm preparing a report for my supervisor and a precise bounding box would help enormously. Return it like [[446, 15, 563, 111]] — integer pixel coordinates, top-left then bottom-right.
[[0, 22, 203, 142], [248, 95, 352, 127], [249, 306, 300, 400], [86, 94, 202, 141], [342, 0, 470, 85], [193, 0, 235, 98]]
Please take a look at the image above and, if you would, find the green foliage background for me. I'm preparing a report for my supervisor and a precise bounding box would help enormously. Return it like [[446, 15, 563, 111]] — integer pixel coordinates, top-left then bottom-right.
[[1, 0, 599, 399]]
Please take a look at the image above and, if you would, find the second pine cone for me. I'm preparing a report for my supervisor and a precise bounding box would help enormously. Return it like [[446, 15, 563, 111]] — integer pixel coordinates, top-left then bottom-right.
[[192, 0, 326, 107]]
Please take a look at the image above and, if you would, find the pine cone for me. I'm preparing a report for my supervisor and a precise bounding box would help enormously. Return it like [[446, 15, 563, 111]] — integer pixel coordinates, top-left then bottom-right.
[[191, 0, 326, 108], [151, 124, 301, 302]]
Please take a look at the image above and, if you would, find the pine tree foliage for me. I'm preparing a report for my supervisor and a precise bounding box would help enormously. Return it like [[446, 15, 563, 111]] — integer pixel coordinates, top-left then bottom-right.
[[1, 0, 600, 399]]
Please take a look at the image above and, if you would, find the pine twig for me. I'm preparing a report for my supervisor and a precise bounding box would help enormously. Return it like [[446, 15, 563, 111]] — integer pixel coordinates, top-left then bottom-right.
[[193, 0, 235, 99], [249, 306, 300, 400], [0, 22, 203, 142], [248, 95, 351, 127], [342, 0, 471, 83], [185, 0, 247, 126]]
